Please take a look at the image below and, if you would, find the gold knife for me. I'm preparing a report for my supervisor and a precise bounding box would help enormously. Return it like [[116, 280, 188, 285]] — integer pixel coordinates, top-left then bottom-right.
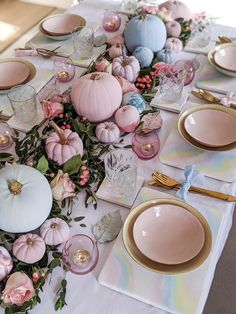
[[148, 181, 236, 202]]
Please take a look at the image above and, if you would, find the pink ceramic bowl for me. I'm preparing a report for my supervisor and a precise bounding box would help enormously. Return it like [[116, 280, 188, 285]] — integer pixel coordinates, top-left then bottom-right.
[[214, 44, 236, 72], [0, 61, 30, 90], [133, 204, 205, 265], [184, 109, 236, 147]]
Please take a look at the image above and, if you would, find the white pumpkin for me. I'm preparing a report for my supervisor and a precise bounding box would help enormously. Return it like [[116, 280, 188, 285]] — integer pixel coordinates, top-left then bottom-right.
[[95, 122, 120, 143], [0, 246, 13, 282], [40, 217, 70, 246], [0, 165, 52, 233]]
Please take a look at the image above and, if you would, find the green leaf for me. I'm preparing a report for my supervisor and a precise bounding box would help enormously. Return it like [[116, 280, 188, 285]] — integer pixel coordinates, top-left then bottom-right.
[[80, 223, 86, 227], [74, 216, 85, 222], [61, 279, 67, 289], [63, 155, 82, 175], [48, 258, 60, 270], [36, 155, 49, 174]]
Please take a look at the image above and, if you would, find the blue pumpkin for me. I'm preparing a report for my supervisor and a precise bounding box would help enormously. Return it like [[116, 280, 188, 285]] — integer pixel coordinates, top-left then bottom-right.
[[124, 14, 167, 53], [156, 48, 176, 64], [122, 92, 146, 113], [133, 46, 154, 68]]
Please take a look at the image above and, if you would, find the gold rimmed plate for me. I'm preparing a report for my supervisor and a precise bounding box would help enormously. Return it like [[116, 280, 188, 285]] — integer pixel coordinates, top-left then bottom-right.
[[123, 198, 212, 274], [178, 104, 236, 151], [0, 58, 36, 95], [208, 44, 236, 78]]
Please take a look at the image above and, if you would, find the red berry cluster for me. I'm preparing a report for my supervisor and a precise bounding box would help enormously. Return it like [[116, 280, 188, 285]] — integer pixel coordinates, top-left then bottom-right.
[[79, 165, 90, 186], [135, 71, 158, 91], [57, 113, 71, 130]]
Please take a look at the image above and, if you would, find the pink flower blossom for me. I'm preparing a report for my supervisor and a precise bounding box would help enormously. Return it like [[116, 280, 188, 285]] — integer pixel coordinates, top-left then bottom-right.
[[61, 94, 71, 104], [42, 100, 64, 118], [14, 47, 38, 57], [2, 272, 35, 306], [32, 272, 40, 284], [154, 62, 173, 76], [50, 95, 63, 103], [50, 170, 76, 201], [156, 7, 172, 22], [116, 76, 140, 94], [95, 59, 112, 74]]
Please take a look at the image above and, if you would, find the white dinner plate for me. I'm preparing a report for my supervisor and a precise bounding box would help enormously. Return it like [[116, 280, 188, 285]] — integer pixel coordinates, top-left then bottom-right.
[[214, 44, 236, 72]]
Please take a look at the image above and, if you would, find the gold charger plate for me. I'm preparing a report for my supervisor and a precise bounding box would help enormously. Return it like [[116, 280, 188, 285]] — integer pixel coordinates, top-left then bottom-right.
[[0, 58, 36, 95], [123, 198, 212, 274], [208, 44, 236, 78], [178, 104, 236, 151]]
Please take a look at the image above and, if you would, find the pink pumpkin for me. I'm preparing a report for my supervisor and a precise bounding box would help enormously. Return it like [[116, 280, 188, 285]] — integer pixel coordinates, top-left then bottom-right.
[[13, 233, 46, 264], [71, 72, 122, 122], [40, 217, 70, 246], [107, 33, 124, 45], [0, 246, 13, 282], [96, 121, 120, 143], [115, 105, 140, 132], [112, 56, 140, 83], [165, 37, 183, 52], [46, 121, 83, 166], [166, 20, 181, 37], [159, 1, 192, 20], [109, 44, 125, 59]]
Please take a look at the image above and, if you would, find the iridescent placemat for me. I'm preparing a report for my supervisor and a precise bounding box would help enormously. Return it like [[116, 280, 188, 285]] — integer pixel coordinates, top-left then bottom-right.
[[98, 187, 224, 314]]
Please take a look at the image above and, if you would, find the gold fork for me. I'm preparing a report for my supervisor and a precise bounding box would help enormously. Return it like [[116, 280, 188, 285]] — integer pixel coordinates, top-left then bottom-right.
[[191, 90, 236, 109], [151, 172, 236, 202]]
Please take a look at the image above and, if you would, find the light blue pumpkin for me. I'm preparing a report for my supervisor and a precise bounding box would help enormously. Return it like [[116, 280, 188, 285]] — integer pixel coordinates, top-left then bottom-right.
[[156, 48, 176, 64], [133, 46, 154, 68], [122, 92, 146, 113], [124, 14, 167, 53]]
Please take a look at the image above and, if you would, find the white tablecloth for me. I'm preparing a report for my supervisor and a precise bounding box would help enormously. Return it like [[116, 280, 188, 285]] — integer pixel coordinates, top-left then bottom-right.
[[1, 1, 236, 313]]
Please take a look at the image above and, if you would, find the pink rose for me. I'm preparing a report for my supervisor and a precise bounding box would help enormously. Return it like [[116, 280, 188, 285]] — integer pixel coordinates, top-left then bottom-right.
[[42, 100, 64, 118], [154, 62, 173, 76], [50, 95, 63, 103], [2, 272, 35, 306], [116, 76, 140, 94], [95, 59, 112, 74], [61, 94, 71, 104], [156, 7, 172, 22], [50, 170, 76, 201]]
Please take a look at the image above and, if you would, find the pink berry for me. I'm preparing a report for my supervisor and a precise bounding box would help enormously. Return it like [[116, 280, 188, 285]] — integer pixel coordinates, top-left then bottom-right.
[[137, 77, 141, 82], [80, 180, 86, 186], [83, 170, 89, 176], [66, 124, 71, 129], [58, 114, 64, 119], [147, 84, 151, 88], [82, 166, 87, 170]]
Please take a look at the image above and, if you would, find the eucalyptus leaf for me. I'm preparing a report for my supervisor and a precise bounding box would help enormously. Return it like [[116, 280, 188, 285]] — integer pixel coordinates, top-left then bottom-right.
[[63, 155, 82, 175], [36, 155, 49, 174], [92, 210, 123, 243]]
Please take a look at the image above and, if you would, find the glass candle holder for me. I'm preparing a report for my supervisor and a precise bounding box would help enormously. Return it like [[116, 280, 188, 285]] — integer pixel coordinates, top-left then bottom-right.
[[132, 130, 160, 160], [0, 122, 14, 151], [53, 58, 75, 82], [102, 10, 121, 32], [7, 85, 37, 123], [172, 58, 200, 86], [72, 27, 94, 60], [62, 234, 99, 275]]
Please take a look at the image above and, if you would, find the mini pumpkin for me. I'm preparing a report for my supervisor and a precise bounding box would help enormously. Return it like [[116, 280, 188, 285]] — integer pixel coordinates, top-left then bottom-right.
[[71, 72, 122, 122], [0, 246, 13, 282], [166, 20, 182, 37], [133, 46, 154, 68], [122, 92, 146, 113], [112, 56, 140, 83], [156, 48, 176, 64], [40, 217, 70, 246], [165, 37, 183, 52], [45, 121, 83, 166], [115, 105, 140, 132], [0, 164, 52, 233], [96, 121, 120, 143], [159, 1, 192, 20], [13, 233, 46, 264], [108, 44, 125, 59]]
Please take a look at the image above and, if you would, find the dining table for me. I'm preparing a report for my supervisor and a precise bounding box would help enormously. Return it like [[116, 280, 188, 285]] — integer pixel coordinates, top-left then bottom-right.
[[0, 1, 236, 313]]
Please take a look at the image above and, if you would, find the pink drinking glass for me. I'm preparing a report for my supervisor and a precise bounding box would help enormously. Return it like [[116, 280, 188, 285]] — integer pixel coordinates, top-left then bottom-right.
[[102, 10, 121, 32], [132, 130, 160, 160], [62, 234, 99, 275]]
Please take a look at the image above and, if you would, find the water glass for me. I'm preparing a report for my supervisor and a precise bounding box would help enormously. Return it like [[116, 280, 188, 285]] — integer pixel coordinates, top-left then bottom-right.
[[104, 149, 137, 197], [121, 0, 138, 11], [72, 26, 94, 60], [7, 85, 37, 123], [53, 57, 75, 82], [156, 70, 185, 105], [187, 17, 213, 48]]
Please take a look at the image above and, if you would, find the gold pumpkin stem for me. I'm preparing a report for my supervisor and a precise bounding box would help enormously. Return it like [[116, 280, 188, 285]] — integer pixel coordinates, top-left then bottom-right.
[[140, 14, 147, 20], [90, 73, 100, 80], [9, 181, 23, 195], [49, 120, 67, 144], [51, 223, 58, 229], [26, 238, 33, 245]]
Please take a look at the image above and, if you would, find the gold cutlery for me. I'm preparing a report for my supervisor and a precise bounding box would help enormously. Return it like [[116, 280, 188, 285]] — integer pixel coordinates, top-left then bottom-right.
[[218, 35, 233, 44], [150, 171, 236, 202], [191, 89, 236, 109]]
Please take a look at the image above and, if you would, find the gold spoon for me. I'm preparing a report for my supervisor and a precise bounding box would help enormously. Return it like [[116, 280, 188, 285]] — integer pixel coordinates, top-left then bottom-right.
[[218, 35, 233, 44], [191, 89, 236, 109]]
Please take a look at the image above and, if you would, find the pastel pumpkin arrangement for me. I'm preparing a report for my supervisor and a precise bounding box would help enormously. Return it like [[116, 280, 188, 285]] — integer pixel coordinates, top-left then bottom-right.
[[115, 105, 140, 132], [71, 72, 122, 122], [112, 56, 140, 83], [46, 121, 83, 166], [166, 20, 182, 38], [156, 48, 176, 64], [124, 14, 167, 53], [0, 246, 13, 282], [40, 217, 70, 246], [122, 92, 146, 113], [95, 121, 120, 143], [13, 234, 46, 264], [108, 44, 125, 59], [0, 165, 52, 233], [165, 37, 183, 52], [132, 46, 154, 68]]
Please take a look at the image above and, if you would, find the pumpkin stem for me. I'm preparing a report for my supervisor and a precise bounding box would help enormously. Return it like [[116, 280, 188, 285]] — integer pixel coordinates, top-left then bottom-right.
[[139, 14, 147, 20], [49, 120, 67, 145], [26, 238, 33, 245], [9, 181, 23, 195], [51, 223, 58, 229], [90, 73, 100, 80]]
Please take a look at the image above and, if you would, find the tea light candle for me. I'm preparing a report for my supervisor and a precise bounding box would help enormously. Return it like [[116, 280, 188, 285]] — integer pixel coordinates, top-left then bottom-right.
[[0, 134, 10, 147], [73, 249, 91, 267], [141, 143, 155, 155], [102, 10, 121, 32], [58, 71, 69, 81]]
